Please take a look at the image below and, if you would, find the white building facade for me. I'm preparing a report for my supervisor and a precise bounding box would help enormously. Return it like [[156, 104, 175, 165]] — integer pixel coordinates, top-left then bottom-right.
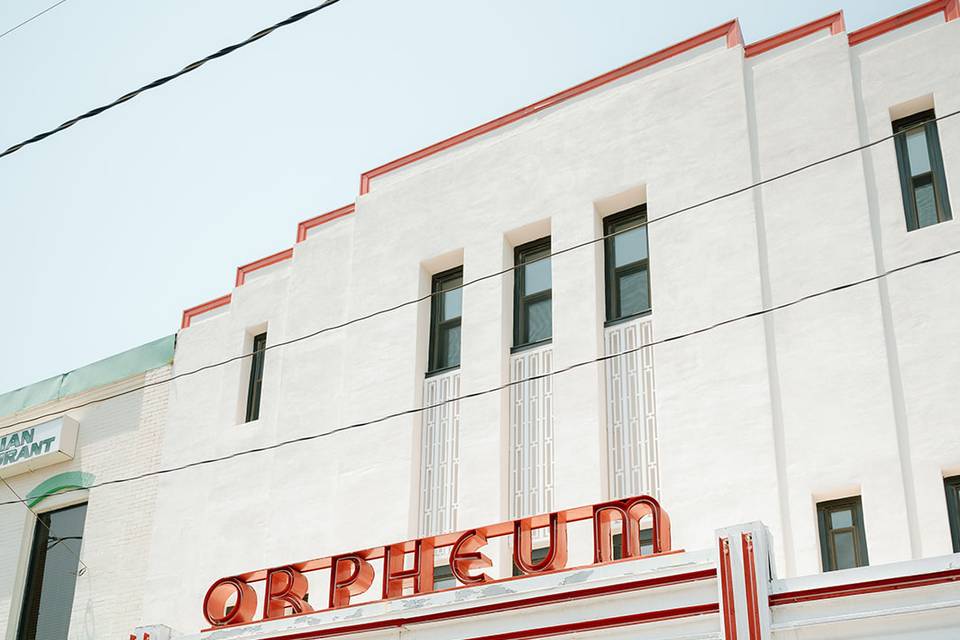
[[4, 2, 960, 639]]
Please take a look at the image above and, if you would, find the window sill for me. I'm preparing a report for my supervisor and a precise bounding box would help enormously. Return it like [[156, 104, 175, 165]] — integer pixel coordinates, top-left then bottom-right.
[[425, 365, 460, 379], [604, 309, 652, 328], [511, 338, 552, 354]]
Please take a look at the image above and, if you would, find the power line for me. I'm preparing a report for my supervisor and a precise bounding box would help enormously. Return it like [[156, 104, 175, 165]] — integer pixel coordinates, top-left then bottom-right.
[[0, 475, 88, 574], [2, 108, 957, 433], [0, 0, 70, 41], [0, 0, 343, 159], [2, 245, 957, 507]]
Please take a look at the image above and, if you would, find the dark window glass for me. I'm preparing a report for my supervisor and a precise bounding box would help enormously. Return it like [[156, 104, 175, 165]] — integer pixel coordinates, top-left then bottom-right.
[[245, 332, 267, 422], [18, 503, 87, 640], [893, 110, 952, 231], [611, 529, 654, 560], [428, 268, 463, 373], [817, 497, 869, 572], [514, 238, 552, 348], [433, 563, 456, 590], [604, 206, 651, 322], [945, 476, 960, 553], [512, 546, 550, 576]]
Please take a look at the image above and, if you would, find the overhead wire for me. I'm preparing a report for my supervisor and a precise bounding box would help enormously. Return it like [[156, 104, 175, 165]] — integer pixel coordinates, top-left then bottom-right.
[[2, 108, 958, 434], [0, 0, 343, 159], [0, 0, 70, 41], [2, 244, 957, 507]]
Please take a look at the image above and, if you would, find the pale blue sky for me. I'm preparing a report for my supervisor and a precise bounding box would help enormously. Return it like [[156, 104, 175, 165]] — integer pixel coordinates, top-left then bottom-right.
[[0, 0, 919, 394]]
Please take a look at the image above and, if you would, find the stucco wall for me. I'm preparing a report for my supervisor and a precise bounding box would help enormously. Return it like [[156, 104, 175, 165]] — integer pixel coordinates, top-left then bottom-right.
[[142, 15, 960, 635]]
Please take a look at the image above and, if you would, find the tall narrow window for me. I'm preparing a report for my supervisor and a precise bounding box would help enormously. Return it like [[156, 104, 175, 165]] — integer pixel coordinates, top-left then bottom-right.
[[604, 205, 651, 322], [428, 268, 463, 373], [17, 503, 87, 640], [817, 497, 869, 572], [893, 110, 952, 230], [245, 332, 267, 422], [514, 238, 552, 349], [945, 476, 960, 553]]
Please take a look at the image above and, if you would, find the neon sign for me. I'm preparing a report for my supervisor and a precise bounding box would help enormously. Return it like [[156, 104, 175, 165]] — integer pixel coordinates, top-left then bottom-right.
[[202, 494, 671, 629]]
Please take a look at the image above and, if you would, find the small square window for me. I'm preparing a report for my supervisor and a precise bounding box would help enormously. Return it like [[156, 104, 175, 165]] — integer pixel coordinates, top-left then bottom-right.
[[893, 110, 952, 231], [817, 497, 869, 572], [433, 563, 457, 590], [611, 529, 654, 560]]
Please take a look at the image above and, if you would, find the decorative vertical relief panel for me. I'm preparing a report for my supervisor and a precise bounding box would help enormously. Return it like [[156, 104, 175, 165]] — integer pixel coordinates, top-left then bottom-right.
[[509, 345, 555, 519], [604, 317, 661, 500], [419, 370, 461, 537]]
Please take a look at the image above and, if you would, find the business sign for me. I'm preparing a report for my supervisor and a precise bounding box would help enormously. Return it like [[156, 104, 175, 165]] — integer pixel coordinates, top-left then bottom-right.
[[0, 416, 78, 478], [202, 494, 672, 629]]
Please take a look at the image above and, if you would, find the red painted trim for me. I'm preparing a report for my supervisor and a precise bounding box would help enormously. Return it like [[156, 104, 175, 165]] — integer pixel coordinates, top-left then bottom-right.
[[947, 0, 960, 21], [769, 567, 960, 606], [718, 537, 738, 640], [461, 603, 719, 640], [296, 204, 355, 243], [744, 11, 845, 58], [358, 20, 742, 194], [257, 601, 718, 640], [848, 0, 957, 46], [236, 248, 294, 286], [180, 294, 231, 329], [741, 533, 762, 640], [221, 569, 716, 639]]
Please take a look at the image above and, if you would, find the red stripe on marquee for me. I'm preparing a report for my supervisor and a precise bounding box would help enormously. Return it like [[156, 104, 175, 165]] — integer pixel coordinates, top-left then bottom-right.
[[769, 567, 960, 605], [244, 569, 717, 640]]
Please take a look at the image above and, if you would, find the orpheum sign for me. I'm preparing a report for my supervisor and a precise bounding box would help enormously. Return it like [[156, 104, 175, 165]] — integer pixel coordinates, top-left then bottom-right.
[[202, 495, 671, 629]]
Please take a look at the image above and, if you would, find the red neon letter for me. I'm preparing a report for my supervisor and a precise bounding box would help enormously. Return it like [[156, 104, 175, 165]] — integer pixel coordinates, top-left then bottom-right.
[[328, 554, 374, 608], [450, 529, 493, 584], [264, 566, 314, 619], [512, 512, 568, 574], [592, 495, 671, 563], [381, 539, 434, 598], [202, 576, 257, 627]]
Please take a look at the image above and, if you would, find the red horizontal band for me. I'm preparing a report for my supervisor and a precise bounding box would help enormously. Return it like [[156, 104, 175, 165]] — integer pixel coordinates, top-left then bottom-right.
[[769, 567, 960, 605], [223, 568, 716, 639]]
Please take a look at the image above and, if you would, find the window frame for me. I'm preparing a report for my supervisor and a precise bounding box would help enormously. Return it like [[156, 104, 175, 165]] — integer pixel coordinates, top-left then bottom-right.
[[603, 205, 651, 324], [513, 237, 553, 350], [893, 110, 952, 231], [945, 476, 960, 553], [817, 496, 869, 572], [245, 332, 267, 423], [17, 502, 88, 640], [427, 267, 464, 375]]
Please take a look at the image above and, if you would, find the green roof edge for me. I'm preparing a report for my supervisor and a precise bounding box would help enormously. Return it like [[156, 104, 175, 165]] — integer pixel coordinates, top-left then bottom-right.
[[0, 334, 176, 419]]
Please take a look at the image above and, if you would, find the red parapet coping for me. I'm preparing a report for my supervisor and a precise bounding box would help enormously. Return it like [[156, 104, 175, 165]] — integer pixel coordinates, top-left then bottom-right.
[[745, 11, 845, 57], [769, 567, 960, 605], [358, 20, 744, 195], [295, 203, 355, 242], [848, 0, 958, 45], [181, 294, 232, 329], [235, 248, 294, 287]]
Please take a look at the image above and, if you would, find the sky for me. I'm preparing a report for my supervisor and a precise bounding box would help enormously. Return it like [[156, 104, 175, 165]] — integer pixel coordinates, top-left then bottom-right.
[[0, 0, 923, 394]]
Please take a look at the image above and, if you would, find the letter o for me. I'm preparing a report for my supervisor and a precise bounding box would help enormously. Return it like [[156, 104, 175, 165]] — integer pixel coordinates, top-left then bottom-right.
[[203, 577, 257, 626]]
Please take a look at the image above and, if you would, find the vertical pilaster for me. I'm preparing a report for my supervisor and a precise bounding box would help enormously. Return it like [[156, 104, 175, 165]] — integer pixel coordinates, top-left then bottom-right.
[[716, 522, 774, 639]]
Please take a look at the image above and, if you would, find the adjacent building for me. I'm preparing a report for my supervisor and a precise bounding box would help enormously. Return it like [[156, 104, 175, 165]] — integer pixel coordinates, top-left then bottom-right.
[[3, 2, 960, 639]]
